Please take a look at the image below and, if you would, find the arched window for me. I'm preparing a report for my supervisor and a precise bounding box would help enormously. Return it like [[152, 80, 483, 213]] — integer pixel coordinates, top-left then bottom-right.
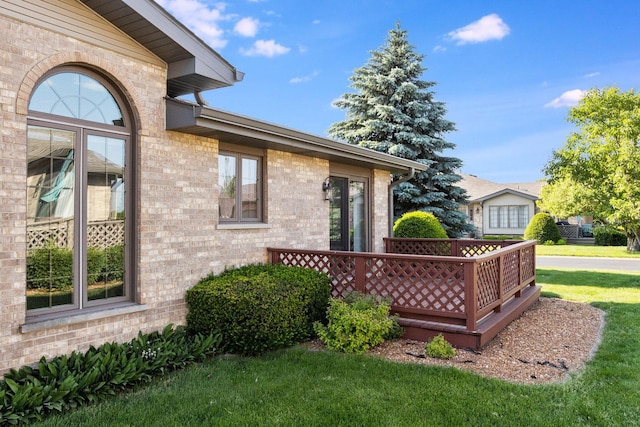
[[26, 67, 134, 317]]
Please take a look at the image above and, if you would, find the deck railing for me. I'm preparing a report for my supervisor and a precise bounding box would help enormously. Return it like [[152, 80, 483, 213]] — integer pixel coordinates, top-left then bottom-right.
[[267, 239, 536, 333]]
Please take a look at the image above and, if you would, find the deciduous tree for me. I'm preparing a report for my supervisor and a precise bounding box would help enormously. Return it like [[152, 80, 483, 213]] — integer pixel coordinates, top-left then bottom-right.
[[543, 87, 640, 251]]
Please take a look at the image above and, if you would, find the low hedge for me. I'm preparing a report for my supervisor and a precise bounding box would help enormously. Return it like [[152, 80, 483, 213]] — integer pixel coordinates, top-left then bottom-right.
[[26, 244, 124, 290], [0, 325, 220, 425], [594, 226, 627, 246], [186, 264, 331, 355]]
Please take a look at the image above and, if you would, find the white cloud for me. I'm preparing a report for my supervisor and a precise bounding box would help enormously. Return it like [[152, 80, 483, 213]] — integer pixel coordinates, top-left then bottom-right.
[[584, 72, 600, 78], [154, 0, 228, 49], [544, 89, 585, 108], [448, 14, 510, 45], [290, 71, 320, 84], [234, 17, 260, 37], [312, 19, 321, 25], [240, 40, 291, 57], [433, 45, 447, 53]]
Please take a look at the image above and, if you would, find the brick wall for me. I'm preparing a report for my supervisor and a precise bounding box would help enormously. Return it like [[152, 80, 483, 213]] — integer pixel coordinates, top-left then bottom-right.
[[0, 7, 394, 374], [371, 169, 391, 252], [0, 9, 335, 374]]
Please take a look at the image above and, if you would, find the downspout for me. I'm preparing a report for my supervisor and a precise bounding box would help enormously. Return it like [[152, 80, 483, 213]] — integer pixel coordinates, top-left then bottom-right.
[[388, 167, 415, 236]]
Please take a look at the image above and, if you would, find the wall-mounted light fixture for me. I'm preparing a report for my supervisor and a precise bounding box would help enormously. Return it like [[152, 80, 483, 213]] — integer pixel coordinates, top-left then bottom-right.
[[475, 207, 480, 214], [322, 177, 332, 200]]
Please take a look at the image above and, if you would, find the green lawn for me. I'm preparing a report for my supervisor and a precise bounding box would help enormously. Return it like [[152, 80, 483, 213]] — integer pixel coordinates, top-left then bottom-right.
[[36, 267, 640, 427], [535, 243, 640, 258]]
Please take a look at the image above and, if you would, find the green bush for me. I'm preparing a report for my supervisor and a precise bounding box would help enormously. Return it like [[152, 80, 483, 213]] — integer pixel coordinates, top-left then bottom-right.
[[186, 264, 331, 355], [26, 245, 73, 290], [26, 244, 124, 290], [393, 211, 448, 239], [86, 247, 105, 286], [524, 213, 563, 244], [0, 325, 220, 425], [103, 244, 125, 282], [424, 334, 456, 359], [313, 291, 398, 354], [593, 226, 627, 246]]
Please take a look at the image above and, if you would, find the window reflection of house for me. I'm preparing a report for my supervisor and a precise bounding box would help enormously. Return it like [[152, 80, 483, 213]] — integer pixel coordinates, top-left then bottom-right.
[[27, 141, 124, 249]]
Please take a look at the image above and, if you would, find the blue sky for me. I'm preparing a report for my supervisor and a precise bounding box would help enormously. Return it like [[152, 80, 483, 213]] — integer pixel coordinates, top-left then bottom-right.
[[155, 0, 640, 183]]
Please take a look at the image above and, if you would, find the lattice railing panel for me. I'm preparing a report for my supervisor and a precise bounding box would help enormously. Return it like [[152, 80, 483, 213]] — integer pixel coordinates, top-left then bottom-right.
[[269, 240, 536, 333], [386, 239, 452, 256], [365, 258, 465, 313], [521, 246, 535, 280], [477, 258, 500, 309], [274, 251, 357, 298], [502, 251, 520, 294], [459, 243, 502, 257]]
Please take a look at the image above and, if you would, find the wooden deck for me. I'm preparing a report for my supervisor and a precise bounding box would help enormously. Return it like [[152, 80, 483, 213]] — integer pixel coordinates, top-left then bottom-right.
[[268, 239, 539, 350]]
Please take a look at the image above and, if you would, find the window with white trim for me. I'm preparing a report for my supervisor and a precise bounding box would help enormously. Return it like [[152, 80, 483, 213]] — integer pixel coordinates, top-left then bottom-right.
[[489, 205, 529, 228]]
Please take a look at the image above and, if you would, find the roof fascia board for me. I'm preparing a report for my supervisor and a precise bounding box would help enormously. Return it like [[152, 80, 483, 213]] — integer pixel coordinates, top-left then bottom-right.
[[166, 98, 426, 173], [83, 0, 242, 90], [123, 0, 240, 84], [476, 188, 539, 202]]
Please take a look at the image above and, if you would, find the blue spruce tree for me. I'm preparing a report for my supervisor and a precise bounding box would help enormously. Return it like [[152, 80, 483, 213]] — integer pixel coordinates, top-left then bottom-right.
[[328, 23, 472, 236]]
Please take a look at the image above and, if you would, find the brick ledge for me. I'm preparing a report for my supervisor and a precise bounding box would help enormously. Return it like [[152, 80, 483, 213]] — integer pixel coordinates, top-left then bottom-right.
[[20, 304, 148, 333]]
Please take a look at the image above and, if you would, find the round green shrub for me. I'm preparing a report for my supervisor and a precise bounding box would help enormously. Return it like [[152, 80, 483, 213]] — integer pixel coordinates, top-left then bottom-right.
[[393, 211, 448, 238], [524, 213, 563, 244], [424, 334, 456, 359], [186, 264, 331, 355], [313, 292, 396, 354]]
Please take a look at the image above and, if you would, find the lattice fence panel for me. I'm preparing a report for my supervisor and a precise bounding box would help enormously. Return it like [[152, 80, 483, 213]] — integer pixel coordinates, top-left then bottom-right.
[[557, 224, 579, 239], [502, 251, 520, 294], [28, 222, 70, 249], [87, 221, 125, 249], [28, 220, 124, 250], [477, 258, 500, 309], [366, 257, 465, 313]]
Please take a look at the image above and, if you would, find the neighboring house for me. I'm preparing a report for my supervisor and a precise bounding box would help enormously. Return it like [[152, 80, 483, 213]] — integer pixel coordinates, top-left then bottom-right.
[[458, 174, 544, 238], [0, 0, 426, 373]]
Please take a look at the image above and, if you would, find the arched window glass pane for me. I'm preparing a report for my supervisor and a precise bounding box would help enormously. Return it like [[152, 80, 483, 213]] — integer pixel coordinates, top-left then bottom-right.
[[29, 72, 124, 126]]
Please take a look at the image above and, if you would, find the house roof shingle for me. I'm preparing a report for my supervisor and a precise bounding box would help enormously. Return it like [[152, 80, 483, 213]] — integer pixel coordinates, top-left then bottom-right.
[[459, 173, 545, 202]]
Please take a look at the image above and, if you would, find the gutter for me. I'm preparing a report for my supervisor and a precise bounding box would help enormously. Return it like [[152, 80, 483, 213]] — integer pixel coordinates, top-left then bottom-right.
[[388, 167, 416, 236]]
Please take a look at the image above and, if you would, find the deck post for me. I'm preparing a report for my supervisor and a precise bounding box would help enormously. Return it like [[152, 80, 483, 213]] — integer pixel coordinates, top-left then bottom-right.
[[268, 249, 278, 264], [355, 255, 366, 293], [464, 261, 478, 331], [496, 253, 504, 313]]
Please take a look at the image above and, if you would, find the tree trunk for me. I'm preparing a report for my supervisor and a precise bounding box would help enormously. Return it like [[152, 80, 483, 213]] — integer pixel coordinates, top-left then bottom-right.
[[628, 236, 640, 252]]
